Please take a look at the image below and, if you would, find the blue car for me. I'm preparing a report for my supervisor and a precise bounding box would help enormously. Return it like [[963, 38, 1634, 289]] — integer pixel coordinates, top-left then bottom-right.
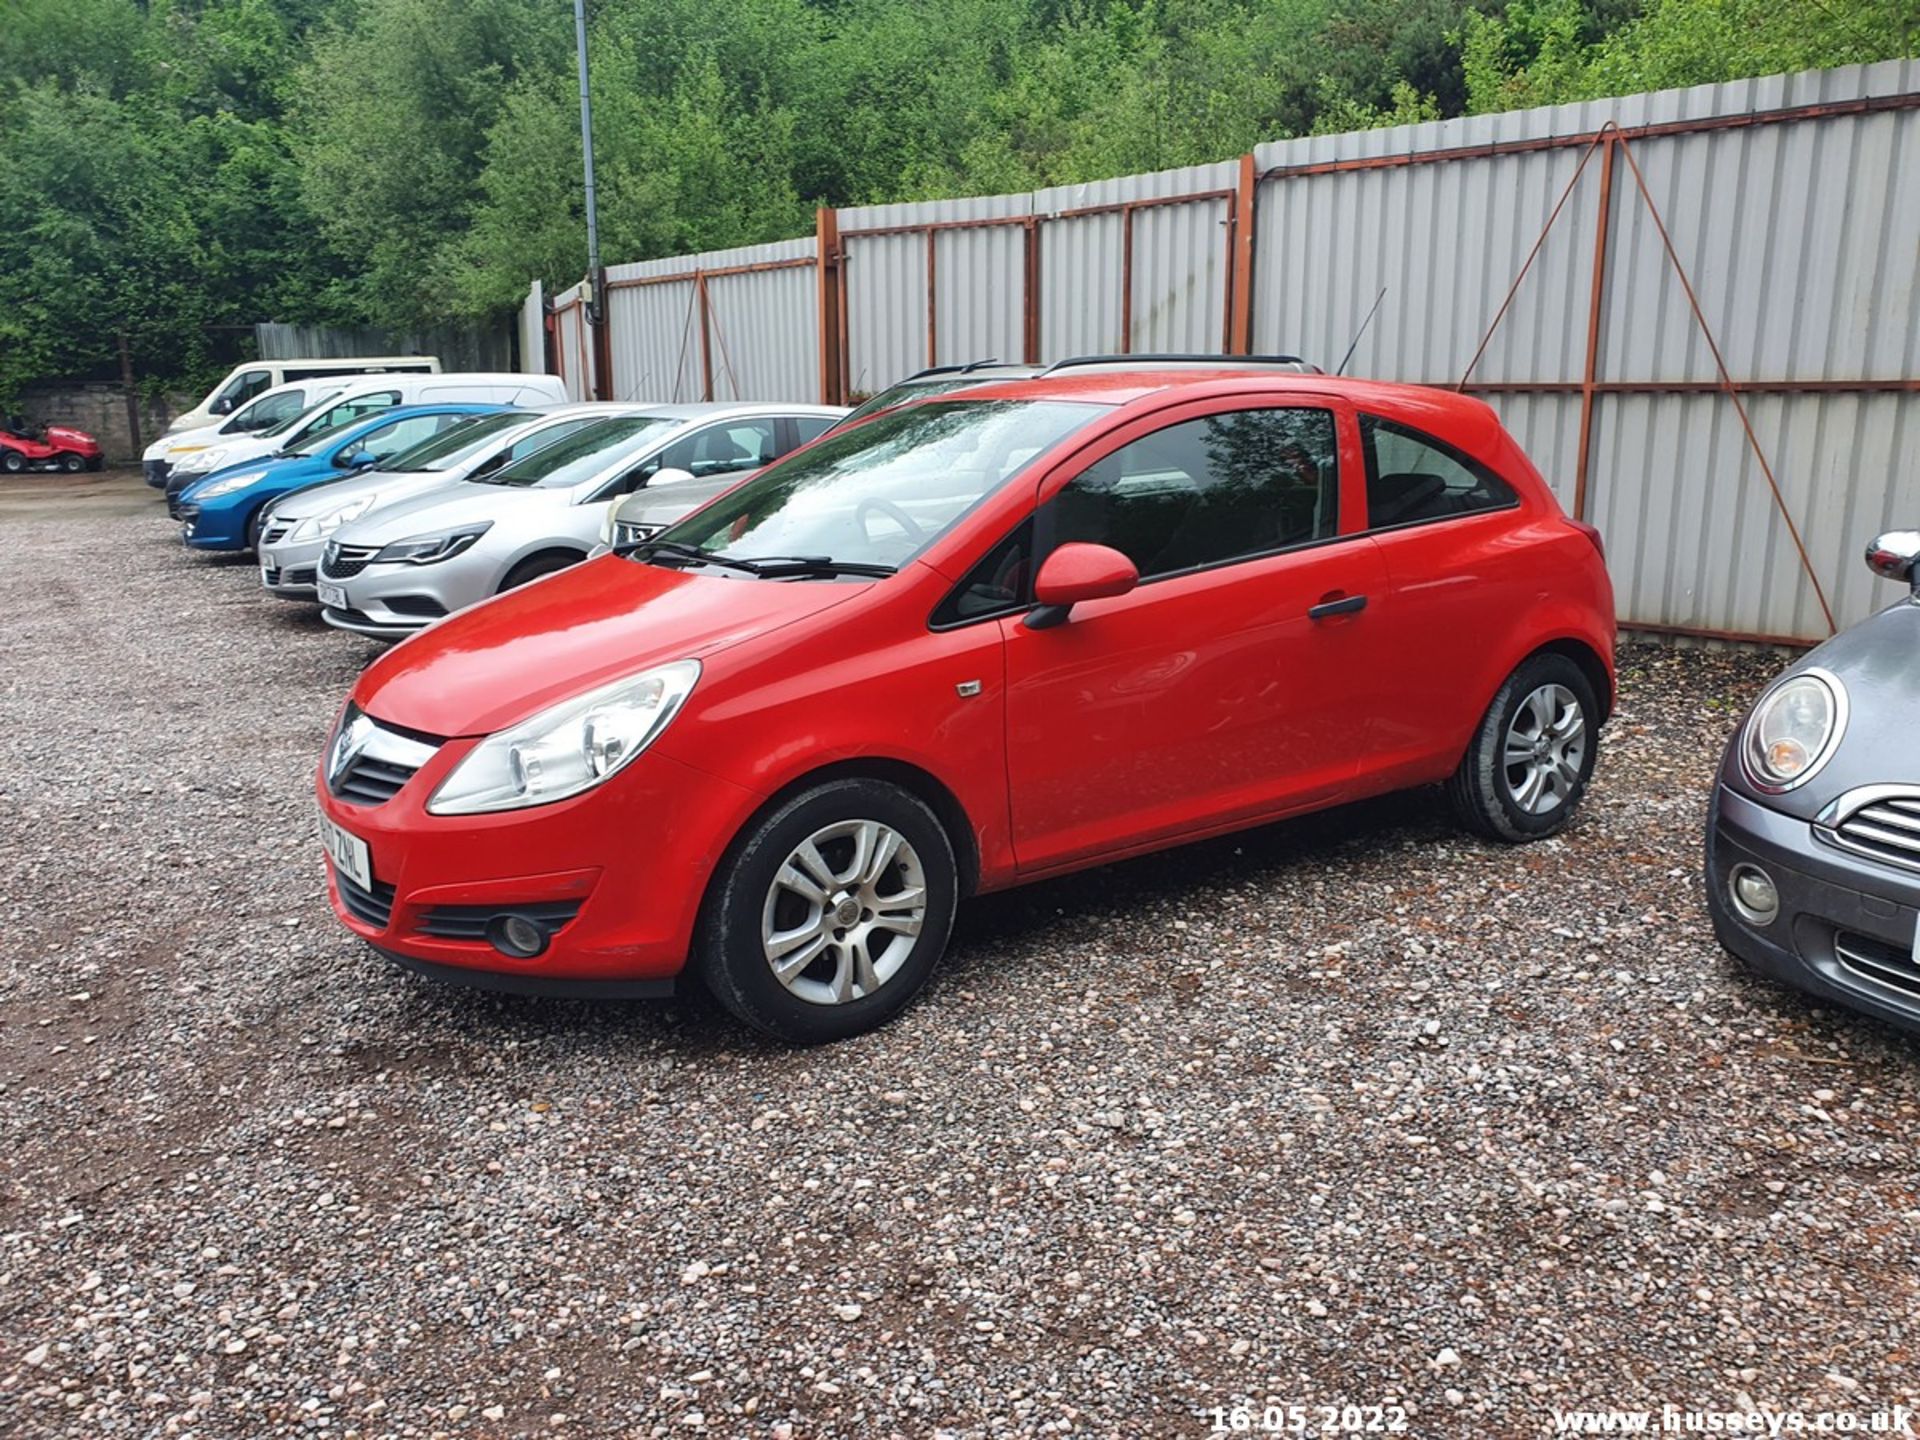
[[177, 404, 517, 551]]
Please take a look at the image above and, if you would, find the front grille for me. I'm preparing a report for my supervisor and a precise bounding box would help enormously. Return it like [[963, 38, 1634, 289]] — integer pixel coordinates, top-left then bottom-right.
[[417, 901, 583, 941], [1833, 931, 1920, 998], [322, 542, 378, 580], [332, 863, 396, 931], [261, 521, 293, 546], [1832, 794, 1920, 871], [334, 754, 421, 805], [325, 704, 441, 806]]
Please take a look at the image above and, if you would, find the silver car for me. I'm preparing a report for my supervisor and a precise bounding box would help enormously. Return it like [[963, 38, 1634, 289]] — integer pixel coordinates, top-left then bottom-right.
[[257, 407, 604, 601], [318, 402, 844, 639]]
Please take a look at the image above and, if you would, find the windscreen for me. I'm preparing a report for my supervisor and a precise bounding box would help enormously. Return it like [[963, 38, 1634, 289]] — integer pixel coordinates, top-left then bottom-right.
[[655, 398, 1101, 572], [377, 411, 532, 473], [478, 415, 678, 489]]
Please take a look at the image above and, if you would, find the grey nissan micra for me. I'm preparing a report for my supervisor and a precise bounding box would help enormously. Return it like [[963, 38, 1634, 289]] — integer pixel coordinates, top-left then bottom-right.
[[1707, 530, 1920, 1037]]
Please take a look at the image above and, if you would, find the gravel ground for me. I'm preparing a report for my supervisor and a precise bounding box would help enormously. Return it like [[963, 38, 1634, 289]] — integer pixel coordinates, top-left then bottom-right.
[[3, 482, 1918, 1439]]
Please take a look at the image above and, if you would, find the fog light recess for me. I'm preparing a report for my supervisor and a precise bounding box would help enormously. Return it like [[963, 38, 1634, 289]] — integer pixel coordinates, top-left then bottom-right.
[[486, 913, 550, 959], [1728, 864, 1780, 927]]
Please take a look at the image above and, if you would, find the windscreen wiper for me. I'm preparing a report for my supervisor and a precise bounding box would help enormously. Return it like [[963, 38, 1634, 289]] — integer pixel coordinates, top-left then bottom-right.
[[618, 538, 764, 574], [621, 538, 895, 578]]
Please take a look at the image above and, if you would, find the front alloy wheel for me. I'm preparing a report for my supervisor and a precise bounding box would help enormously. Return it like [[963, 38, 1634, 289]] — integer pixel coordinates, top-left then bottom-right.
[[698, 778, 957, 1043], [762, 819, 928, 1006]]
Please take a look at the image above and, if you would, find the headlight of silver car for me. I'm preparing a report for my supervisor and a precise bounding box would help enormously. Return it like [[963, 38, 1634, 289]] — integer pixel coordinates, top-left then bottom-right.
[[291, 495, 376, 541], [371, 523, 491, 566], [1742, 669, 1847, 792], [194, 469, 269, 499], [428, 660, 701, 814]]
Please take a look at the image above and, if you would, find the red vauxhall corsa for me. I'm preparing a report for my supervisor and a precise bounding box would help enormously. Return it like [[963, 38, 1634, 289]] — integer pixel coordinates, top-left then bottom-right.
[[316, 365, 1615, 1043]]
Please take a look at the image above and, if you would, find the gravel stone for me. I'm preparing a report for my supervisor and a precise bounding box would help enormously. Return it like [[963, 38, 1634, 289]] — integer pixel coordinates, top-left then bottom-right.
[[3, 486, 1920, 1436]]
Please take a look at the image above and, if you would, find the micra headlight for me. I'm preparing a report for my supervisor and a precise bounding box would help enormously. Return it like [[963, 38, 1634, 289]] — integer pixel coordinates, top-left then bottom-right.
[[195, 469, 269, 498], [176, 447, 225, 473], [428, 660, 701, 814], [372, 523, 491, 566], [1743, 668, 1847, 792]]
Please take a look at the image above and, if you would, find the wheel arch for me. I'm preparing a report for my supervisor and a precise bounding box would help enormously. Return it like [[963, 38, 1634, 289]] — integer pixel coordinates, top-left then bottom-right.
[[498, 545, 590, 592], [1530, 636, 1614, 723], [711, 757, 983, 902]]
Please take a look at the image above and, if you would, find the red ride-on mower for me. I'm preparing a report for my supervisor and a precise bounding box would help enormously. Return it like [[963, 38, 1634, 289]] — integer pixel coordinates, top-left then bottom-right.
[[1, 415, 105, 474]]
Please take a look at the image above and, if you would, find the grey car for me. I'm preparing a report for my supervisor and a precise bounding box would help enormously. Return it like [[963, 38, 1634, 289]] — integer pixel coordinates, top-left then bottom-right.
[[1707, 530, 1920, 1037], [318, 402, 843, 639], [256, 407, 604, 600]]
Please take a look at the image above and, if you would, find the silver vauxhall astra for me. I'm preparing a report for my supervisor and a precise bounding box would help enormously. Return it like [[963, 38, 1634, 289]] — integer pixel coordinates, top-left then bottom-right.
[[316, 401, 845, 639], [257, 407, 606, 601]]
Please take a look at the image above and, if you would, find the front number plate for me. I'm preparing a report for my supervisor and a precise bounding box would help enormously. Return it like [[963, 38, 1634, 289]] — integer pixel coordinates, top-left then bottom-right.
[[319, 812, 372, 892], [317, 582, 348, 609]]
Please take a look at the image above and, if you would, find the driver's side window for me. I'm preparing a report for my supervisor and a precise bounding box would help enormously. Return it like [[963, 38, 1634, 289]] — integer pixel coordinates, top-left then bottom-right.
[[657, 420, 778, 480]]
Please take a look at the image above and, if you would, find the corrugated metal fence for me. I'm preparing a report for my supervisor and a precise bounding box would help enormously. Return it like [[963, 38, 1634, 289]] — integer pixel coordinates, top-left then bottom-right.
[[521, 58, 1920, 643]]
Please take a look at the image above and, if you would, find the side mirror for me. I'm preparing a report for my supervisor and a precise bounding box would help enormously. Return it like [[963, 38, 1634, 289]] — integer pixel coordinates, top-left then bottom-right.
[[1865, 531, 1920, 591], [1024, 542, 1139, 630], [647, 466, 696, 487], [337, 451, 380, 470], [212, 397, 234, 415]]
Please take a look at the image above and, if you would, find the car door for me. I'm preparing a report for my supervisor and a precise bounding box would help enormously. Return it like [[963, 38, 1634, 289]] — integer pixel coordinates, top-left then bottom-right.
[[333, 412, 465, 470], [998, 397, 1389, 875]]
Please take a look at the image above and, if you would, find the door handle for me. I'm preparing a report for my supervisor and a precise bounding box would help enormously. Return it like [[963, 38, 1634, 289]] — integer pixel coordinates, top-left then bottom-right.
[[1308, 593, 1368, 621]]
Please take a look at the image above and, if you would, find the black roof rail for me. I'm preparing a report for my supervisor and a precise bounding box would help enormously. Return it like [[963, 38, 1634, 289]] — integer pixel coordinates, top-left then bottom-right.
[[901, 358, 1010, 381], [1040, 352, 1323, 375]]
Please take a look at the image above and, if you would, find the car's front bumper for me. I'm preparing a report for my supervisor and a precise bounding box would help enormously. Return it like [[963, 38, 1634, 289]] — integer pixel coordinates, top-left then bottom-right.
[[1706, 782, 1920, 1038], [258, 532, 324, 599], [144, 459, 170, 489], [315, 739, 762, 990], [177, 499, 249, 550]]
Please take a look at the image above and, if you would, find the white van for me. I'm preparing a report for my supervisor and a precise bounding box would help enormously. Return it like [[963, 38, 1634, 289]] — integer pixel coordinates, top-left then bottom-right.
[[145, 378, 365, 487], [165, 356, 442, 436], [162, 373, 571, 489]]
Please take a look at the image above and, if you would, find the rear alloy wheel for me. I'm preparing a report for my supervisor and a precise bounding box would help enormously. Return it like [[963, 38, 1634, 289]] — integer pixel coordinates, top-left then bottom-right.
[[697, 778, 957, 1043], [1446, 653, 1599, 841]]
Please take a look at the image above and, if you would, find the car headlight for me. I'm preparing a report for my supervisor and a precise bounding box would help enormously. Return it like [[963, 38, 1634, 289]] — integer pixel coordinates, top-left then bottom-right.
[[601, 511, 661, 549], [371, 523, 491, 565], [193, 469, 269, 499], [1742, 669, 1847, 792], [291, 495, 376, 541], [175, 446, 225, 473], [427, 660, 701, 814]]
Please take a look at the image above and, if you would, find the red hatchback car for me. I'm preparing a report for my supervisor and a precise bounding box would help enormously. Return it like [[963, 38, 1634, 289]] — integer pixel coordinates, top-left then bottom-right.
[[316, 366, 1615, 1042]]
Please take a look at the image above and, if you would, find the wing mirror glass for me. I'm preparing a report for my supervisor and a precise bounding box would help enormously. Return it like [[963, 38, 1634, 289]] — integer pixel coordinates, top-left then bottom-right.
[[1865, 530, 1920, 590], [1024, 542, 1139, 630]]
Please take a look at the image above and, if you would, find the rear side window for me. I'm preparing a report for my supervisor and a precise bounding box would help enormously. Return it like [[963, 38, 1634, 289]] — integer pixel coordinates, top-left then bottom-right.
[[1361, 415, 1517, 529], [1045, 407, 1339, 581], [793, 416, 837, 445]]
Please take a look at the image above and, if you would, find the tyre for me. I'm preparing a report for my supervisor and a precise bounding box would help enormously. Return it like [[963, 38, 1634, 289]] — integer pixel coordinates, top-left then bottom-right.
[[696, 778, 958, 1044], [498, 551, 579, 592], [1446, 652, 1599, 842], [60, 453, 84, 473], [245, 506, 266, 550], [1, 451, 23, 474]]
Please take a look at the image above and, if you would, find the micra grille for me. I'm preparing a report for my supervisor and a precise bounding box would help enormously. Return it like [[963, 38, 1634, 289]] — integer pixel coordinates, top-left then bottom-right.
[[325, 704, 441, 807], [417, 901, 583, 941], [1832, 794, 1920, 872], [333, 863, 396, 930], [261, 522, 292, 546], [322, 542, 378, 580]]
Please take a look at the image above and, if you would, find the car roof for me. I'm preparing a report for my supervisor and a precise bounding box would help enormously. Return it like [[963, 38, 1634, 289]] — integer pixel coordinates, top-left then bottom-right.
[[603, 401, 846, 419]]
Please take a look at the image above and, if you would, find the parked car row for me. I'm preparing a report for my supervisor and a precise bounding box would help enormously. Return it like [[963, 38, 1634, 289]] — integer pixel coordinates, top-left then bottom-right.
[[148, 353, 1920, 1049]]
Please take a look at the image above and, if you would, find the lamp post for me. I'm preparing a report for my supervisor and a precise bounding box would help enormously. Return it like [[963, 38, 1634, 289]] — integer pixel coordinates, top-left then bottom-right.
[[573, 0, 611, 399]]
